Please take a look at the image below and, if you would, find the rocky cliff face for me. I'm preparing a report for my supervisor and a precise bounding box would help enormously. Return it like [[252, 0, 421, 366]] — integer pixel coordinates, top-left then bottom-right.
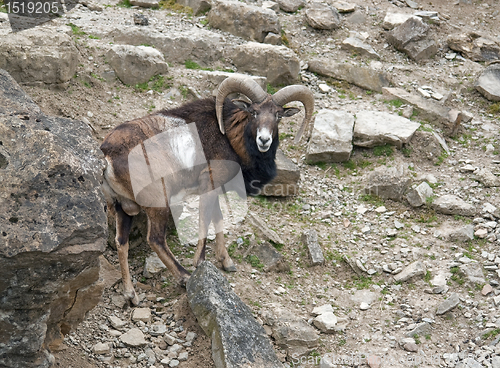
[[0, 69, 108, 368]]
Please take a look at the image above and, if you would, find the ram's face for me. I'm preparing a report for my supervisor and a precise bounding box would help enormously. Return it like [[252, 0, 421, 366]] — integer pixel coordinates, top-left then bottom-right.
[[241, 98, 300, 153]]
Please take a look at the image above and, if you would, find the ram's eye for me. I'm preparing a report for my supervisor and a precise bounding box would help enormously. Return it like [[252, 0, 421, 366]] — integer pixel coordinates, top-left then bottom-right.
[[252, 112, 257, 119]]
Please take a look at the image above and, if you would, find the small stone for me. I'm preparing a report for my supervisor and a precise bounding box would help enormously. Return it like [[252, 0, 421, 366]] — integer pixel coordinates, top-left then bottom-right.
[[482, 284, 493, 296], [178, 352, 188, 361], [150, 322, 168, 336], [403, 342, 419, 352], [318, 83, 331, 93], [93, 342, 111, 355], [475, 228, 488, 238], [109, 315, 126, 329], [120, 328, 148, 347], [312, 304, 334, 316], [436, 293, 460, 315], [313, 312, 338, 333], [164, 334, 177, 345], [360, 302, 370, 310], [132, 307, 151, 322], [186, 332, 197, 342], [169, 359, 180, 367]]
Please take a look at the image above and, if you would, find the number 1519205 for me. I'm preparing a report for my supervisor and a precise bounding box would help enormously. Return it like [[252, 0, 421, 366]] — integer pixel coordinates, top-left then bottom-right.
[[6, 1, 60, 14]]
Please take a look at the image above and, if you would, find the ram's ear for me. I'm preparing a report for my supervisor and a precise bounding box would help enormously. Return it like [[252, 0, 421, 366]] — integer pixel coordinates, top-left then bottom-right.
[[232, 99, 251, 111], [280, 107, 301, 118]]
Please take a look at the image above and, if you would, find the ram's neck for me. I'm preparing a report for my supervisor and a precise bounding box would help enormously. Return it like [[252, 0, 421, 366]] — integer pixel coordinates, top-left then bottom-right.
[[225, 111, 252, 166]]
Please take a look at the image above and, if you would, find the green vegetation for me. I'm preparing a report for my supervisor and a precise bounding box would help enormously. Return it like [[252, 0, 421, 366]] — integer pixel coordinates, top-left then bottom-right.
[[385, 99, 404, 108], [373, 144, 394, 157], [488, 103, 500, 115], [159, 0, 192, 14], [424, 270, 432, 283], [117, 0, 132, 7], [246, 255, 264, 270], [184, 59, 212, 71], [483, 328, 500, 340], [281, 30, 290, 47], [88, 34, 100, 39], [435, 150, 448, 166], [266, 84, 278, 95], [0, 0, 7, 13], [359, 193, 384, 207], [179, 85, 189, 99], [450, 266, 464, 285], [67, 23, 86, 36]]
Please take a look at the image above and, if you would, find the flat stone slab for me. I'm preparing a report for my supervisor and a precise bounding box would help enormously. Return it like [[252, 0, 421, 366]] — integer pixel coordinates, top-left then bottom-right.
[[436, 293, 460, 315], [382, 12, 412, 30], [309, 59, 391, 92], [432, 195, 476, 216], [353, 110, 420, 148], [364, 166, 411, 201], [406, 181, 433, 207], [382, 87, 454, 131], [306, 109, 354, 163], [120, 328, 148, 347], [394, 261, 426, 283], [250, 243, 290, 272], [187, 262, 283, 368], [341, 37, 380, 59], [475, 64, 500, 102], [313, 312, 337, 333]]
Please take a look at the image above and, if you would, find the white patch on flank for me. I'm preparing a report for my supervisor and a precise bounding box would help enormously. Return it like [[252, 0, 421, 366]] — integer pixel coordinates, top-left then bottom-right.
[[168, 124, 197, 169], [256, 127, 273, 152]]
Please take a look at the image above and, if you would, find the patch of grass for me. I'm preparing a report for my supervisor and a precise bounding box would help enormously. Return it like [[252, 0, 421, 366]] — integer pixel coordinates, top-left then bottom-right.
[[267, 84, 279, 94], [373, 144, 394, 157], [359, 193, 384, 207], [349, 275, 374, 290], [483, 328, 500, 340], [281, 29, 289, 47], [88, 34, 100, 39], [116, 0, 132, 7], [488, 103, 500, 115], [424, 270, 432, 283], [179, 85, 189, 99], [385, 99, 404, 108], [402, 147, 412, 157], [67, 23, 85, 36], [159, 0, 192, 14], [0, 0, 7, 12], [184, 59, 212, 71], [246, 255, 264, 270], [450, 266, 464, 285], [325, 249, 343, 262], [343, 160, 356, 170], [435, 150, 448, 166]]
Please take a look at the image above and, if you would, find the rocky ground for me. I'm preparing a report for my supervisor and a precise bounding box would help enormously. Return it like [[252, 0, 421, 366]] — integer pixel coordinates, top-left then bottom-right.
[[2, 0, 500, 366]]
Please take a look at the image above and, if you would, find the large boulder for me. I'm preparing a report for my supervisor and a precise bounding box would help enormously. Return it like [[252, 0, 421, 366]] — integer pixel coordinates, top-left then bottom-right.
[[277, 0, 305, 12], [308, 59, 391, 92], [187, 261, 283, 368], [304, 2, 341, 30], [208, 0, 280, 43], [0, 28, 78, 87], [364, 166, 411, 201], [306, 109, 354, 163], [386, 16, 438, 61], [353, 110, 420, 148], [475, 64, 500, 102], [106, 45, 169, 86], [447, 32, 500, 62], [232, 42, 300, 85], [261, 149, 300, 196], [110, 27, 223, 66], [0, 69, 108, 368], [177, 0, 211, 14]]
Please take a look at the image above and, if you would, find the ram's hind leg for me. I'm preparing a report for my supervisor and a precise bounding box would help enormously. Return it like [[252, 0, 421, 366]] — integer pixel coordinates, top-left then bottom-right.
[[145, 208, 191, 286], [114, 203, 139, 305]]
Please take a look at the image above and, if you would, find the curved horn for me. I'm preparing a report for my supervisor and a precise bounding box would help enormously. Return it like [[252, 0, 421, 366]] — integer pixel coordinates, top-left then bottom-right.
[[272, 85, 315, 143], [216, 76, 268, 134]]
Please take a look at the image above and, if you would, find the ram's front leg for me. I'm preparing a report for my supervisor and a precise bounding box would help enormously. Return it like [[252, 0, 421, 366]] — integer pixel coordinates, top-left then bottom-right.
[[212, 199, 236, 272]]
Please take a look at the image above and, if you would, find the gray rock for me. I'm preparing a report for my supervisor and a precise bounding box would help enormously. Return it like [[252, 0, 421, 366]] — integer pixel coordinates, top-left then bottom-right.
[[382, 87, 454, 131], [144, 252, 167, 278], [276, 0, 305, 12], [262, 150, 300, 196], [248, 212, 283, 244], [308, 59, 391, 92], [232, 42, 300, 85], [0, 28, 78, 86], [403, 342, 419, 352], [264, 32, 282, 45], [387, 16, 438, 61], [208, 0, 280, 43], [350, 290, 377, 305], [432, 195, 475, 216], [187, 261, 284, 368], [313, 312, 338, 333], [262, 307, 319, 357], [302, 229, 324, 266], [304, 2, 341, 30], [394, 261, 426, 282], [109, 316, 127, 330], [456, 358, 482, 368], [129, 0, 159, 7], [475, 168, 500, 187], [459, 263, 486, 285], [0, 70, 107, 368], [177, 0, 211, 14], [150, 322, 168, 336], [406, 182, 433, 207], [475, 64, 500, 102], [353, 110, 420, 148], [436, 293, 460, 315], [364, 166, 411, 201], [311, 304, 334, 316], [438, 223, 474, 242], [120, 328, 148, 347], [405, 322, 431, 337], [93, 342, 111, 355], [250, 242, 290, 272], [133, 13, 149, 26], [447, 32, 500, 62], [341, 37, 380, 59], [106, 45, 168, 86], [382, 12, 412, 30], [333, 1, 355, 12], [110, 27, 223, 66], [306, 109, 354, 163], [132, 308, 151, 322]]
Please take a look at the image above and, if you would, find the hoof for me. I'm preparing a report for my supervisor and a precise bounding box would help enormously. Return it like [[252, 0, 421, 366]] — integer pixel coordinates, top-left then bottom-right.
[[125, 291, 140, 306], [223, 264, 237, 273], [178, 273, 191, 288]]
